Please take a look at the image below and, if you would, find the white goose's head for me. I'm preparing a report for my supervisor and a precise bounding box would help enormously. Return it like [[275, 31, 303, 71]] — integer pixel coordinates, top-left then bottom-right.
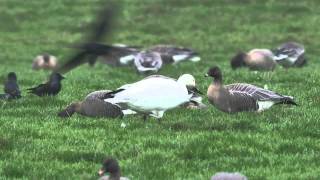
[[177, 74, 196, 87]]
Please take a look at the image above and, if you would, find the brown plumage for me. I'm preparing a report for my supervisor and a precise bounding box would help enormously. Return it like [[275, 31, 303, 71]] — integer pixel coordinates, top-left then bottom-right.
[[230, 49, 276, 71], [32, 54, 58, 71], [206, 66, 297, 113], [58, 90, 123, 118]]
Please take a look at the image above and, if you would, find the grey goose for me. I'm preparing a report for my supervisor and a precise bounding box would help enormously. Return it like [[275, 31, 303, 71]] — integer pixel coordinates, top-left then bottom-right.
[[133, 51, 163, 73], [230, 49, 276, 71], [58, 90, 123, 118], [206, 66, 297, 113], [98, 158, 129, 180], [273, 41, 306, 68], [32, 53, 58, 71]]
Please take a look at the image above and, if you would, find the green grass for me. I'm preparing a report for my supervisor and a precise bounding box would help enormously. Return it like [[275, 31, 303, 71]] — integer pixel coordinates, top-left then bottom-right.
[[1, 0, 320, 179]]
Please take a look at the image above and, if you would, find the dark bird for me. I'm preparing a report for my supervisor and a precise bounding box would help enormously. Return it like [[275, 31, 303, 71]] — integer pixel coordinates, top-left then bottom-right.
[[2, 72, 21, 99], [273, 41, 306, 68], [206, 66, 297, 113], [57, 2, 121, 74], [98, 157, 129, 180], [27, 73, 65, 96], [58, 90, 123, 118]]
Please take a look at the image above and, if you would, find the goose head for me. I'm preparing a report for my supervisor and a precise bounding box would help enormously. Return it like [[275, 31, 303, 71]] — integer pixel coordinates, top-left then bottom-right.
[[205, 66, 222, 83], [98, 158, 121, 177], [177, 74, 196, 87], [230, 52, 247, 69]]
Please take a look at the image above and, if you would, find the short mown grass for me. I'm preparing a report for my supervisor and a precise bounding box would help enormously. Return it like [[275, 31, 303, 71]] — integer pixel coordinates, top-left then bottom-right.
[[1, 0, 320, 179]]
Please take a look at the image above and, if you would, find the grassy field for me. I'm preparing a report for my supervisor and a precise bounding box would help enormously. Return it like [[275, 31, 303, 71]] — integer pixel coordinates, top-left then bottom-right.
[[1, 0, 320, 179]]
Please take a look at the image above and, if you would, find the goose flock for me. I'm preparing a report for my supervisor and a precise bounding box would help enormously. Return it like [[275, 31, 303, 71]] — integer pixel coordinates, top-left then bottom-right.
[[0, 1, 307, 179]]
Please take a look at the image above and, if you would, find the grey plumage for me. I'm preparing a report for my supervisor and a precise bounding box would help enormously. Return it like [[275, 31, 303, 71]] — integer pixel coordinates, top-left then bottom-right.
[[273, 42, 306, 68], [98, 158, 129, 180], [211, 172, 247, 180], [134, 51, 163, 73]]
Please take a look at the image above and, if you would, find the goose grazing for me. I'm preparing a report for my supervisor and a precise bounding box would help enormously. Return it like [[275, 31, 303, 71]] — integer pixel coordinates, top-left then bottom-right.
[[98, 158, 129, 180], [230, 49, 276, 71], [104, 74, 197, 120], [133, 51, 163, 73], [3, 72, 21, 99], [27, 73, 65, 96], [206, 66, 297, 113], [58, 90, 123, 118], [147, 44, 201, 64], [211, 172, 247, 180], [273, 42, 306, 68], [32, 54, 58, 71]]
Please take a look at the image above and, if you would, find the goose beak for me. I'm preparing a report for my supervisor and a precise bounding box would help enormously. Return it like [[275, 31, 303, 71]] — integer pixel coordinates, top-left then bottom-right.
[[98, 169, 105, 176]]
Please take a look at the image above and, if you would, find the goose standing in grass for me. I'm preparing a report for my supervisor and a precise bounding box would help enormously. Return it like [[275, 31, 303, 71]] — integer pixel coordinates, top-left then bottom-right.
[[206, 66, 297, 113], [0, 72, 21, 100], [104, 74, 198, 120], [27, 73, 65, 96], [98, 158, 129, 180], [32, 54, 58, 71], [211, 172, 247, 180], [230, 49, 276, 71], [58, 90, 123, 118], [273, 41, 306, 68]]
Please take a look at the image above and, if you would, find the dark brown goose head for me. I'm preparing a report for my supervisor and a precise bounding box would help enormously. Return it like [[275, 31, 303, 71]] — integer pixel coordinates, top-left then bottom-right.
[[99, 158, 121, 179], [205, 66, 222, 84], [57, 102, 81, 118], [42, 53, 50, 63], [230, 52, 247, 69]]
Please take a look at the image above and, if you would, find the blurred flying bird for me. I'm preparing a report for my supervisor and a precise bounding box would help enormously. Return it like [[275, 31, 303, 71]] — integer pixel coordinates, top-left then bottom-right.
[[27, 73, 65, 96], [57, 2, 121, 74]]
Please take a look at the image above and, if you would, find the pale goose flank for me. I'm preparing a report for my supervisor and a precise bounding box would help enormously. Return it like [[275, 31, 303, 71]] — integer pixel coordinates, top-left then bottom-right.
[[98, 158, 129, 180], [32, 53, 58, 71], [206, 66, 297, 113], [58, 90, 123, 118], [211, 172, 247, 180], [230, 49, 276, 71], [104, 74, 196, 120], [273, 41, 306, 68], [133, 51, 163, 73], [147, 44, 201, 64]]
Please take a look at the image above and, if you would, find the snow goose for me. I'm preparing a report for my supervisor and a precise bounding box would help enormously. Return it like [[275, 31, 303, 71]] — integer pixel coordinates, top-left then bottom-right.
[[230, 49, 276, 71], [206, 66, 297, 113], [32, 53, 58, 71], [104, 74, 196, 120], [98, 158, 129, 180], [273, 41, 306, 68], [58, 90, 123, 118]]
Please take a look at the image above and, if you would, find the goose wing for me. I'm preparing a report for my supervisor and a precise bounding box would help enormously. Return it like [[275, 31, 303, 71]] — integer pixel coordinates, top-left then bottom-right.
[[226, 83, 286, 102]]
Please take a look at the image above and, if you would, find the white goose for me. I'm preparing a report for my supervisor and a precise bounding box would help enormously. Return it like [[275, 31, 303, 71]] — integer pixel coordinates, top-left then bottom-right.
[[104, 74, 196, 120]]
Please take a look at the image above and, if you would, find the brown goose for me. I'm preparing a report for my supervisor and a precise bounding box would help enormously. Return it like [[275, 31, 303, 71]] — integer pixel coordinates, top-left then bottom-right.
[[206, 66, 297, 113], [58, 90, 123, 118], [32, 53, 58, 71], [98, 158, 129, 180], [230, 49, 276, 71], [273, 41, 306, 68]]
